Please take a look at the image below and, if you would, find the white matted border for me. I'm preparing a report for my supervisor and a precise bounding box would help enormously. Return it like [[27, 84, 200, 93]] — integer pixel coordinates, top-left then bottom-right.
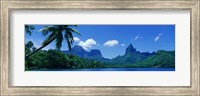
[[10, 10, 190, 86]]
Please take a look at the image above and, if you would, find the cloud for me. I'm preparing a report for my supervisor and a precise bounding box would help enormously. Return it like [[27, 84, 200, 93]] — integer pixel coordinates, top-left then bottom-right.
[[104, 40, 119, 47], [121, 44, 125, 47], [78, 38, 97, 50], [73, 37, 80, 42], [134, 35, 140, 41], [131, 35, 142, 41], [154, 33, 163, 41]]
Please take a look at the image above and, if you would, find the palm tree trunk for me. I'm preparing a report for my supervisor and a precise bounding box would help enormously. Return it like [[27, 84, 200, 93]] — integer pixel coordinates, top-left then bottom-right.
[[25, 37, 55, 59]]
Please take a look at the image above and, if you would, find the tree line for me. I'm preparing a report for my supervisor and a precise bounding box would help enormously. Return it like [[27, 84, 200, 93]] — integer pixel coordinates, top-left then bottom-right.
[[25, 41, 175, 70]]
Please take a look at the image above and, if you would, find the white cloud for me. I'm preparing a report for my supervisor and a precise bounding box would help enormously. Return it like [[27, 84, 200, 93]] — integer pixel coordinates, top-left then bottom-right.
[[73, 37, 80, 42], [78, 38, 97, 50], [154, 33, 163, 41], [132, 35, 142, 41], [121, 44, 125, 47], [134, 35, 140, 41], [104, 40, 119, 47]]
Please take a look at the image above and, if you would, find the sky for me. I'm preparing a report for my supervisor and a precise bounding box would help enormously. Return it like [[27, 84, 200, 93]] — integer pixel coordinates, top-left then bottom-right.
[[25, 25, 175, 59]]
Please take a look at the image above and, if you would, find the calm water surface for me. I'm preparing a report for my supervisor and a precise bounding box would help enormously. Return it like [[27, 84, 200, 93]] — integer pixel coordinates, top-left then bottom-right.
[[31, 68, 175, 71]]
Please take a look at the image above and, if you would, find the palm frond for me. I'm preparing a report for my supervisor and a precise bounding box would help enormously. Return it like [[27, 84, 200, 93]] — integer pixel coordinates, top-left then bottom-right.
[[39, 26, 55, 36], [68, 25, 78, 27], [66, 28, 81, 35], [55, 32, 63, 50], [65, 30, 74, 43]]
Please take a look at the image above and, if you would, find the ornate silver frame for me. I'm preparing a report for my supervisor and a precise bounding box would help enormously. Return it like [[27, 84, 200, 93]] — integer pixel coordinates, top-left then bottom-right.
[[1, 0, 199, 95]]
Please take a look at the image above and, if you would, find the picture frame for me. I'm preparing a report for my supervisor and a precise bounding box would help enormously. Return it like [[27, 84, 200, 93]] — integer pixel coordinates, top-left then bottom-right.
[[1, 0, 199, 95]]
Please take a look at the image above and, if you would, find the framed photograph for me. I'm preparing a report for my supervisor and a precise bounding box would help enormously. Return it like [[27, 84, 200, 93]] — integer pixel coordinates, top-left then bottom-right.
[[1, 0, 199, 95]]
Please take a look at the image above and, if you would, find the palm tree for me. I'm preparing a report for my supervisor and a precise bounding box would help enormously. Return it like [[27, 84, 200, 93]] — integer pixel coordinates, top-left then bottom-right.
[[25, 25, 80, 59]]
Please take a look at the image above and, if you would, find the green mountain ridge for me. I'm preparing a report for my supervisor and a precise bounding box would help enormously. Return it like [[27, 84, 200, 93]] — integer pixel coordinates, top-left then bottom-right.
[[135, 50, 175, 68], [25, 42, 175, 70], [109, 44, 155, 65], [63, 44, 156, 64]]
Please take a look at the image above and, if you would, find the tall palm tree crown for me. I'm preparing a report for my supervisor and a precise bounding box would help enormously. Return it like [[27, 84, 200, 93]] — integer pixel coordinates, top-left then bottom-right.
[[25, 25, 80, 59]]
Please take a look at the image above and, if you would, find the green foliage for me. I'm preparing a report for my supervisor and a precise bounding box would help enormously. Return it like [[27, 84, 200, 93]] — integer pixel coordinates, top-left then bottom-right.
[[26, 25, 80, 59], [129, 50, 175, 68], [25, 25, 35, 36], [25, 41, 175, 70], [25, 49, 175, 70], [111, 52, 148, 65], [26, 41, 33, 48], [39, 25, 80, 50], [25, 49, 106, 71], [25, 41, 35, 55], [109, 44, 155, 65]]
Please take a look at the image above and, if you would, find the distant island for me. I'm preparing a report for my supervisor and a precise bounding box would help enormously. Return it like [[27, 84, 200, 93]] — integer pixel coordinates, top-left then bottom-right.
[[63, 44, 156, 64], [25, 43, 175, 71], [25, 25, 175, 71]]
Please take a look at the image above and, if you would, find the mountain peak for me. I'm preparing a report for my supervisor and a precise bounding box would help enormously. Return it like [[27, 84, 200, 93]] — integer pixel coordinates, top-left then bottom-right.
[[73, 45, 82, 48], [125, 44, 137, 55], [71, 45, 87, 57], [88, 49, 103, 57], [72, 45, 85, 51], [128, 44, 134, 49]]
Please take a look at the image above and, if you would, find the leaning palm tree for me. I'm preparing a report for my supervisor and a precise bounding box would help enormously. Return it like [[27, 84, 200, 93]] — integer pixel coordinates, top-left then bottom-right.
[[25, 25, 80, 59]]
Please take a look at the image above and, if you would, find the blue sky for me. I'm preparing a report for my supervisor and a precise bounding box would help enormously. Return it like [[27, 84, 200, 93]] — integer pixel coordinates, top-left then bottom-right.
[[25, 25, 175, 59]]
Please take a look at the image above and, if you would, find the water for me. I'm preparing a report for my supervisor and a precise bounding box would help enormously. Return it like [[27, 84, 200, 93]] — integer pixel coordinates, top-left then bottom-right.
[[31, 68, 175, 71]]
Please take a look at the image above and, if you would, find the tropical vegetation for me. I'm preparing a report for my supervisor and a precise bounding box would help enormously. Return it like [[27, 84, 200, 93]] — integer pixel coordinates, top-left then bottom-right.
[[25, 41, 175, 70], [25, 25, 175, 71], [25, 25, 80, 59]]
